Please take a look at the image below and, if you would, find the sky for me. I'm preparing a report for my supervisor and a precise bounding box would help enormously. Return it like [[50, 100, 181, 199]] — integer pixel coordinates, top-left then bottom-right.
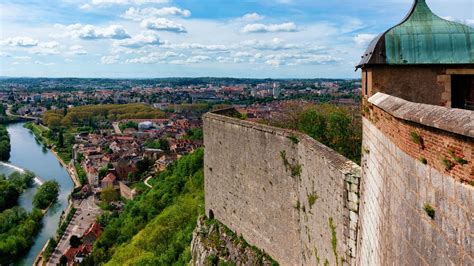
[[0, 0, 473, 79]]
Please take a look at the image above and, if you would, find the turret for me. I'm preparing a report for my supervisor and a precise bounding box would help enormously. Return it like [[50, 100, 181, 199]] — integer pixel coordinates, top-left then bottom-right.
[[357, 0, 474, 109]]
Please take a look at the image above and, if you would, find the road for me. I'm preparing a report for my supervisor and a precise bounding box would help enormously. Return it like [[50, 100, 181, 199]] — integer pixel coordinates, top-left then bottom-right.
[[144, 176, 153, 188], [112, 122, 122, 134], [47, 196, 101, 265], [6, 104, 38, 121]]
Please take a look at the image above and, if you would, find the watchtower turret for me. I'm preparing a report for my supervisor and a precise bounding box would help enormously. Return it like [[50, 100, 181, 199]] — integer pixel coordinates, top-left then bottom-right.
[[358, 0, 474, 109]]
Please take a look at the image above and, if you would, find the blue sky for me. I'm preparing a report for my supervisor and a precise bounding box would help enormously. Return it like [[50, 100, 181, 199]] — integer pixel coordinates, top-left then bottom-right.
[[0, 0, 473, 78]]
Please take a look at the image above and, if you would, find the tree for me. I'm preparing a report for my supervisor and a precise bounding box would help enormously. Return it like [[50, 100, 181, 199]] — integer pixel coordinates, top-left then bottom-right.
[[100, 186, 118, 204], [59, 255, 68, 266], [69, 235, 82, 248], [136, 158, 153, 174], [58, 130, 64, 148], [33, 180, 60, 209], [98, 165, 109, 179]]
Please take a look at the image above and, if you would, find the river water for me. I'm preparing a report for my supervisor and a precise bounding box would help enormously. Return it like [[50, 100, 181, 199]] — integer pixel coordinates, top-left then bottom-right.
[[0, 123, 74, 265]]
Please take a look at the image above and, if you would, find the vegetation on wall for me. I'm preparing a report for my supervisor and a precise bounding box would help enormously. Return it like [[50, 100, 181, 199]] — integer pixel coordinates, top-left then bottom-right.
[[265, 102, 362, 164], [83, 149, 204, 265], [423, 203, 435, 219]]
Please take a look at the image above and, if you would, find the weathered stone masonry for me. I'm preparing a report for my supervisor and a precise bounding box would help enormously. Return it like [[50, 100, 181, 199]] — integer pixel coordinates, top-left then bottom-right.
[[357, 93, 474, 265], [204, 111, 361, 266]]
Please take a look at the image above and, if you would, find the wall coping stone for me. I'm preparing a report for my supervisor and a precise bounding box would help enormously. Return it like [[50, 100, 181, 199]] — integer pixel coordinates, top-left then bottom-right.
[[204, 111, 361, 175], [368, 92, 474, 138]]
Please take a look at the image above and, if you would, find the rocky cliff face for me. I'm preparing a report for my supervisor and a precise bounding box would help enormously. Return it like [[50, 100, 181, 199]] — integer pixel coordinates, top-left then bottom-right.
[[191, 216, 278, 266]]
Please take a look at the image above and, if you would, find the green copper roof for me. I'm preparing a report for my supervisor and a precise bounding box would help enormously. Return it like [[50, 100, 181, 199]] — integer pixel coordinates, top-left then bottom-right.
[[358, 0, 474, 67]]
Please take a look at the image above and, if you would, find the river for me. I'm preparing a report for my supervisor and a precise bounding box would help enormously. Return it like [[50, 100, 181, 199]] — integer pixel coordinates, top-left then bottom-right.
[[0, 123, 74, 266]]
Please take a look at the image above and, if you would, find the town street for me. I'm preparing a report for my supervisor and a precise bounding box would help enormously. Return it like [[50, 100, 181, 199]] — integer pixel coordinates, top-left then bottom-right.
[[47, 196, 101, 265]]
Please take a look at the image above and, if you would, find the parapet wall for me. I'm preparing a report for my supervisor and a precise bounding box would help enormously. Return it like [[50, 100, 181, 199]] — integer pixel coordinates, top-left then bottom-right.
[[204, 111, 361, 265], [358, 93, 474, 265]]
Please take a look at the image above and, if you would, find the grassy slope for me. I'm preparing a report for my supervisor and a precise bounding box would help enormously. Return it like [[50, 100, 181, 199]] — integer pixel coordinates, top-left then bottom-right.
[[86, 149, 204, 265]]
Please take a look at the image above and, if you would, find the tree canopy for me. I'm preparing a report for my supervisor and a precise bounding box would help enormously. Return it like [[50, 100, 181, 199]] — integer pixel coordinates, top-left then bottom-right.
[[33, 180, 60, 209], [265, 102, 362, 164], [43, 104, 165, 128], [0, 126, 10, 161]]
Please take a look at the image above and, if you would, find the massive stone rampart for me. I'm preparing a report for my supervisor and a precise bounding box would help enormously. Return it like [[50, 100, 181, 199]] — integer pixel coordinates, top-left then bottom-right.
[[357, 93, 474, 265], [203, 111, 361, 265]]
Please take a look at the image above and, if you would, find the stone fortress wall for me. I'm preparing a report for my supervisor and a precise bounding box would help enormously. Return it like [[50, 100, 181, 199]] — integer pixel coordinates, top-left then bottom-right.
[[357, 93, 474, 265], [203, 110, 361, 265], [203, 95, 473, 265]]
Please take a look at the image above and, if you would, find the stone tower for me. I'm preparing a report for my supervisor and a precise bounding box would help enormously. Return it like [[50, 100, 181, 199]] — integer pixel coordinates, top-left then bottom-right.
[[356, 0, 474, 264]]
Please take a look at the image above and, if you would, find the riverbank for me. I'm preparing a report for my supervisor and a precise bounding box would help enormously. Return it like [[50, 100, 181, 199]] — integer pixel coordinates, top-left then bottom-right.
[[51, 148, 81, 189], [20, 123, 81, 265], [24, 122, 81, 189], [3, 123, 74, 265]]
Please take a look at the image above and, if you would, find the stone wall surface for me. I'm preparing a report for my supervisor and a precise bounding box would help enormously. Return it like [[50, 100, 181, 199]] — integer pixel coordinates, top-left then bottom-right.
[[204, 112, 361, 266], [367, 93, 473, 184], [357, 118, 474, 265], [362, 66, 474, 107]]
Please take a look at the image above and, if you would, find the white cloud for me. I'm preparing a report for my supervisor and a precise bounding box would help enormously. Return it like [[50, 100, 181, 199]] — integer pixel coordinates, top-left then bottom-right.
[[169, 55, 211, 65], [81, 0, 169, 9], [56, 24, 131, 40], [100, 55, 120, 64], [442, 16, 474, 27], [141, 18, 187, 33], [30, 41, 60, 55], [69, 45, 88, 55], [241, 38, 299, 50], [34, 60, 55, 66], [122, 7, 191, 21], [126, 51, 178, 64], [242, 22, 298, 33], [114, 32, 163, 48], [1, 37, 39, 47], [241, 13, 264, 22], [13, 56, 31, 60], [163, 43, 228, 52], [353, 34, 377, 47]]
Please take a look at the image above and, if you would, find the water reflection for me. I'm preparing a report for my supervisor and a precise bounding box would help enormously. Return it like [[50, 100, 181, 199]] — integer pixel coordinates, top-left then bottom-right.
[[0, 123, 74, 266]]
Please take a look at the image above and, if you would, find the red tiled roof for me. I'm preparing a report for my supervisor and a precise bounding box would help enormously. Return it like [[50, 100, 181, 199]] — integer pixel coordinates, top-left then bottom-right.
[[102, 173, 117, 183], [84, 222, 102, 239]]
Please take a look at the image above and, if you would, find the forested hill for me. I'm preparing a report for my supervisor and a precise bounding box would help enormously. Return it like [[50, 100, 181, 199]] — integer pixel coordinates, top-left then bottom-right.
[[84, 149, 204, 265]]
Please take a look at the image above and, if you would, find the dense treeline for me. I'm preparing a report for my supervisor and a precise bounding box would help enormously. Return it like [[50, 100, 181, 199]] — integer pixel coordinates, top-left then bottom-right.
[[43, 104, 165, 128], [0, 172, 34, 212], [265, 103, 362, 164], [0, 125, 10, 161], [84, 149, 204, 265], [0, 171, 45, 264], [0, 207, 43, 263], [33, 180, 60, 209]]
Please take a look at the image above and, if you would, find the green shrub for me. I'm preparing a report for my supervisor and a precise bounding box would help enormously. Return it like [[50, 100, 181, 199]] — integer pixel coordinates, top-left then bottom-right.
[[423, 203, 435, 219], [410, 131, 423, 147]]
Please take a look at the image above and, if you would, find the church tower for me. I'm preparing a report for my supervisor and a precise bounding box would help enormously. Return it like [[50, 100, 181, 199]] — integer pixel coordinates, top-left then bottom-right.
[[356, 0, 473, 264]]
